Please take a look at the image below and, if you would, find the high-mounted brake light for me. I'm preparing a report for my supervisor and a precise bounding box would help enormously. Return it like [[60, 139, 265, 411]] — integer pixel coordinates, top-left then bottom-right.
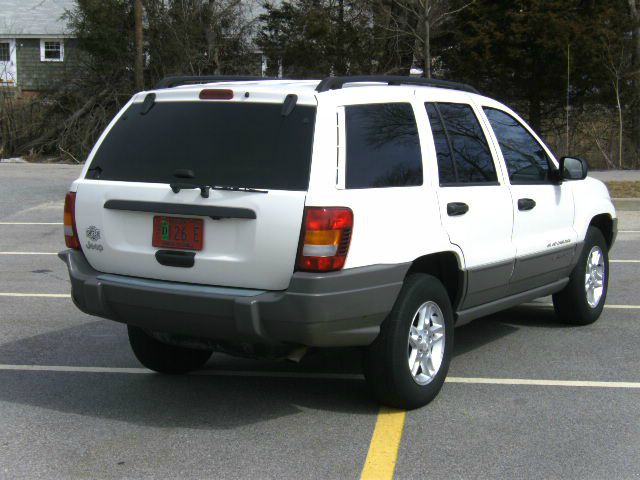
[[63, 192, 80, 249], [296, 207, 353, 272], [199, 89, 234, 100]]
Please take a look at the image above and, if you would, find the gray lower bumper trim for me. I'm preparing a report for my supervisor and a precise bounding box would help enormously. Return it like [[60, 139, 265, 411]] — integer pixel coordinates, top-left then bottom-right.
[[59, 249, 409, 347]]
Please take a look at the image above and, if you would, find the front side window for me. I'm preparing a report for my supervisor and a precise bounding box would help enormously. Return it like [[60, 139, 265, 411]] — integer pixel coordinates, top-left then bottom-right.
[[345, 103, 423, 189], [426, 102, 498, 185], [483, 107, 551, 184], [40, 40, 64, 62]]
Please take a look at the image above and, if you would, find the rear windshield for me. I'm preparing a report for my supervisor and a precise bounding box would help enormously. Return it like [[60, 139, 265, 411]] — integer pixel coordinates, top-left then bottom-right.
[[87, 100, 317, 191]]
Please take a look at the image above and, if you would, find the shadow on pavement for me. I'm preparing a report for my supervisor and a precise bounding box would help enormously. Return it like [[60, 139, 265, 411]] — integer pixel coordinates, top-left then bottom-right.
[[0, 367, 375, 429], [0, 303, 570, 427]]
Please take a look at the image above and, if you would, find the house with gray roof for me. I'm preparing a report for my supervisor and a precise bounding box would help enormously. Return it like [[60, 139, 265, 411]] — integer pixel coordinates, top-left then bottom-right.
[[0, 0, 78, 92]]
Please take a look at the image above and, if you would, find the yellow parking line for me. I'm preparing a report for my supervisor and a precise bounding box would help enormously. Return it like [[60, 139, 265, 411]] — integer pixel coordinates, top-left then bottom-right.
[[360, 407, 406, 480]]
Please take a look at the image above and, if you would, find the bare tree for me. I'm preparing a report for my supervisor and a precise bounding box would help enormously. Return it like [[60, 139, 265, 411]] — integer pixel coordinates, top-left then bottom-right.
[[602, 40, 630, 169], [134, 0, 144, 90], [145, 0, 256, 77], [381, 0, 473, 77], [629, 0, 640, 161]]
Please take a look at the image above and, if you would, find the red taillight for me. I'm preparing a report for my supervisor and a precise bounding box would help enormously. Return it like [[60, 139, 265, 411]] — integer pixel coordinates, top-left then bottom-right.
[[63, 192, 80, 249], [199, 89, 234, 100], [296, 207, 353, 272]]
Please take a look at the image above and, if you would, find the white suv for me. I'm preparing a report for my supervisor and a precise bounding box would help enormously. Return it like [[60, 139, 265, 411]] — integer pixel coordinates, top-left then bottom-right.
[[60, 75, 617, 409]]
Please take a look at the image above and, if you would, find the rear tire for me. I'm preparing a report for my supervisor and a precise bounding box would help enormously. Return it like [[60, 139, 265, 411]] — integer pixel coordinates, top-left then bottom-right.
[[128, 326, 213, 374], [553, 227, 609, 325], [363, 274, 454, 410]]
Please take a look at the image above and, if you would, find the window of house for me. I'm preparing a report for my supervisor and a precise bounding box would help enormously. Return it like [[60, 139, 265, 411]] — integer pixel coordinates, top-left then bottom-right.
[[345, 103, 423, 189], [0, 43, 10, 62], [426, 102, 498, 185], [40, 40, 64, 62], [483, 107, 551, 184]]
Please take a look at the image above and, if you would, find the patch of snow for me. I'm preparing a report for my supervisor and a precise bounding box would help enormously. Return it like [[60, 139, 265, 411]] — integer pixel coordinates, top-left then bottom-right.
[[0, 157, 27, 163]]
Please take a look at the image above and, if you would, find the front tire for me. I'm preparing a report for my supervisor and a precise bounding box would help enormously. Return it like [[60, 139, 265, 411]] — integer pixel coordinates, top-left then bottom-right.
[[553, 227, 609, 325], [128, 326, 213, 374], [363, 274, 454, 410]]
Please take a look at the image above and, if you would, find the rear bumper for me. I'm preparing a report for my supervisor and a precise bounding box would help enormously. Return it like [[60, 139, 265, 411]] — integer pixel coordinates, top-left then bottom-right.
[[59, 250, 408, 347]]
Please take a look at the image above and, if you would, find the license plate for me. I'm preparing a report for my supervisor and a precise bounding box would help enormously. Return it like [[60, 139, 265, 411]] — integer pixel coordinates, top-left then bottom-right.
[[152, 216, 204, 251]]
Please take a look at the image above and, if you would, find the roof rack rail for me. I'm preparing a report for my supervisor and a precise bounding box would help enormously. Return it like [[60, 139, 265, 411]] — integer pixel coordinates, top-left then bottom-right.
[[154, 75, 278, 89], [315, 75, 479, 94]]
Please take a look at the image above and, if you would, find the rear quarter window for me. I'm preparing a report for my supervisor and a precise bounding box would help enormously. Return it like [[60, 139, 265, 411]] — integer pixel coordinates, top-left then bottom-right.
[[345, 103, 423, 189], [87, 101, 317, 191]]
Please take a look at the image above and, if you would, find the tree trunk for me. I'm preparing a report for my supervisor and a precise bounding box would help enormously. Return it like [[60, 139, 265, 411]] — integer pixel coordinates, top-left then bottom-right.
[[632, 20, 640, 163], [630, 0, 640, 165], [207, 0, 221, 74], [337, 0, 346, 74], [614, 77, 624, 169], [528, 95, 542, 133], [424, 0, 431, 78], [134, 0, 144, 91]]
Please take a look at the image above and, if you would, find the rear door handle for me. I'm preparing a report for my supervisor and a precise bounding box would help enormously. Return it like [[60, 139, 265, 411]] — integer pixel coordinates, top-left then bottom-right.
[[447, 202, 469, 216], [518, 198, 536, 211]]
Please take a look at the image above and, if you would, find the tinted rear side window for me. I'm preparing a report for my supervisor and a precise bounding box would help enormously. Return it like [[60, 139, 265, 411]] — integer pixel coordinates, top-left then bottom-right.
[[345, 103, 422, 189], [426, 102, 497, 185], [88, 101, 316, 191]]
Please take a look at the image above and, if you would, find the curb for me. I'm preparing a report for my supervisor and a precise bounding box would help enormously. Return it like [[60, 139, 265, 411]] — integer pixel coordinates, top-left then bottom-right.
[[613, 198, 640, 211]]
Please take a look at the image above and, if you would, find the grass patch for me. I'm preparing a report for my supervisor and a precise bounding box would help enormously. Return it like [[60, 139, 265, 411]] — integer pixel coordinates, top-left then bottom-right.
[[605, 181, 640, 198]]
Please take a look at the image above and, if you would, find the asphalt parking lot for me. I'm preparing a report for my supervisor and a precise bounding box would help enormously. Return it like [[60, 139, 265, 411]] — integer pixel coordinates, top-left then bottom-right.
[[1, 163, 639, 479]]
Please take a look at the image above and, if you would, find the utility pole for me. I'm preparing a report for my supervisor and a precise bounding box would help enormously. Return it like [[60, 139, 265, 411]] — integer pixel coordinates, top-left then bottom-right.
[[566, 42, 570, 155], [134, 0, 144, 91]]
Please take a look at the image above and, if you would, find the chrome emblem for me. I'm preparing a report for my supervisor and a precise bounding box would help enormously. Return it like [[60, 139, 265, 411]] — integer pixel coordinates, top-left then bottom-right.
[[86, 225, 101, 242]]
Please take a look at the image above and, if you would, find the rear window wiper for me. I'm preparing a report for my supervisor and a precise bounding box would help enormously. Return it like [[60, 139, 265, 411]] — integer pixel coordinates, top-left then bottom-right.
[[210, 185, 268, 194], [170, 183, 211, 198], [169, 183, 268, 197]]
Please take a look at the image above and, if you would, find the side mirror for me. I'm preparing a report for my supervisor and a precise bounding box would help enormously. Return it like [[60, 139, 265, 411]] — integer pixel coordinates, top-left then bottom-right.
[[560, 156, 588, 181]]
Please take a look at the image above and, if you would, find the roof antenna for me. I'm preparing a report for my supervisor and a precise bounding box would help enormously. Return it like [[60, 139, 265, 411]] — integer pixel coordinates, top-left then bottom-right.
[[281, 94, 298, 116], [140, 93, 156, 115]]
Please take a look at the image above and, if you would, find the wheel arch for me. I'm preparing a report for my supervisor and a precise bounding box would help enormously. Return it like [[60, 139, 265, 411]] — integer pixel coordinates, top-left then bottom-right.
[[588, 213, 615, 250], [405, 251, 465, 310]]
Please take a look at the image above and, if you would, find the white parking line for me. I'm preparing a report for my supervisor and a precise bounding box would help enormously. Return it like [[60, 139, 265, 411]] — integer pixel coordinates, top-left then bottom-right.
[[0, 364, 639, 389], [0, 252, 58, 255], [619, 230, 640, 233], [0, 293, 70, 298], [445, 377, 640, 389], [1, 249, 639, 263], [2, 293, 639, 310], [526, 302, 640, 309], [0, 364, 362, 379], [0, 222, 62, 225]]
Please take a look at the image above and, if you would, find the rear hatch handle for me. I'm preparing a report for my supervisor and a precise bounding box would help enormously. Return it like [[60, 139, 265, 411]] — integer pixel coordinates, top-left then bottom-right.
[[155, 250, 195, 268], [104, 200, 256, 220]]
